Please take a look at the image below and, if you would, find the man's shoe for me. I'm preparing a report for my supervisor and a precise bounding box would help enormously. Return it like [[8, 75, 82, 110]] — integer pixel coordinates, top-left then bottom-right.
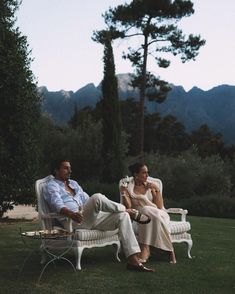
[[126, 263, 155, 272]]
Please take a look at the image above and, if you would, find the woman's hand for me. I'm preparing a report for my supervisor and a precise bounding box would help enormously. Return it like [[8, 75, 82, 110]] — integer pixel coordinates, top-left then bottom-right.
[[145, 182, 160, 193], [145, 182, 164, 209], [120, 186, 129, 197], [120, 186, 128, 193], [120, 186, 132, 209]]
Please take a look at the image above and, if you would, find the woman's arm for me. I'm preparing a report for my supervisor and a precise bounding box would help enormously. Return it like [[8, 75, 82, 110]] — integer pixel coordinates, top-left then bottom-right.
[[146, 182, 164, 209], [119, 186, 132, 209]]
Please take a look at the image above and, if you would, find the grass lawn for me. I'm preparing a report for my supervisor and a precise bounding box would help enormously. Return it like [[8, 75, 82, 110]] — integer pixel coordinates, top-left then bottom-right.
[[0, 216, 234, 294]]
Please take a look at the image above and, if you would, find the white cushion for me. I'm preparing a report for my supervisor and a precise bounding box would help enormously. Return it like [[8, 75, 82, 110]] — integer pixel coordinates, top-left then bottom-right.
[[169, 221, 191, 234], [74, 229, 119, 241]]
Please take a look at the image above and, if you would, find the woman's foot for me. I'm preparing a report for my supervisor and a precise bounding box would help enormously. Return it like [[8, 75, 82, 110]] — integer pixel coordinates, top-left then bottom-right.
[[138, 244, 150, 262], [169, 251, 177, 264]]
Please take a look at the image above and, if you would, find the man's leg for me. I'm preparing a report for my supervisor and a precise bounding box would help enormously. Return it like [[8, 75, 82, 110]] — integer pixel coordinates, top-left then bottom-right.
[[74, 193, 140, 257], [73, 193, 154, 272], [92, 211, 141, 258], [93, 211, 154, 272], [79, 193, 126, 229]]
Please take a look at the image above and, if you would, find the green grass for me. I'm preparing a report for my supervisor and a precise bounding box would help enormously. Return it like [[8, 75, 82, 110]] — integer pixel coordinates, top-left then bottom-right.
[[0, 216, 234, 294]]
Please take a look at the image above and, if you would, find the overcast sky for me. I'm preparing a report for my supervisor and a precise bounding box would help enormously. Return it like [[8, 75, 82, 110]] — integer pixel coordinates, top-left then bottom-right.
[[16, 0, 235, 92]]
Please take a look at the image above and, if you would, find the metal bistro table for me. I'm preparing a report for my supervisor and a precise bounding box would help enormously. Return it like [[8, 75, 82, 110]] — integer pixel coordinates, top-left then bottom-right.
[[20, 228, 76, 283]]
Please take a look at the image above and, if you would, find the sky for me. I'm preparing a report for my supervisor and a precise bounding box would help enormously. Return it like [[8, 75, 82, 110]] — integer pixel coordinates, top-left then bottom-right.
[[16, 0, 235, 92]]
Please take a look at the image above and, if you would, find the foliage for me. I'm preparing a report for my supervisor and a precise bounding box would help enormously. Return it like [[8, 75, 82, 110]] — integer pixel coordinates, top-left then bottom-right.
[[100, 37, 125, 182], [0, 0, 41, 214], [38, 112, 235, 219], [145, 113, 191, 154], [94, 0, 206, 155], [120, 98, 140, 155], [67, 120, 103, 181], [81, 180, 120, 203], [68, 104, 79, 129], [191, 124, 225, 158], [39, 112, 103, 181], [226, 155, 235, 197], [128, 148, 232, 201], [38, 115, 69, 176], [119, 96, 228, 158], [180, 195, 235, 219]]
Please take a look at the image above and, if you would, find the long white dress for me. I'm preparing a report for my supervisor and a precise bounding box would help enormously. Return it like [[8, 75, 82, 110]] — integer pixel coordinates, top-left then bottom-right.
[[126, 180, 173, 252]]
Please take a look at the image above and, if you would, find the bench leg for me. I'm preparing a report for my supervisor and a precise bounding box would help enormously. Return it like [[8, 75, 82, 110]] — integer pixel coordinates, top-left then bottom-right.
[[74, 247, 84, 270], [186, 239, 193, 258], [115, 241, 121, 262]]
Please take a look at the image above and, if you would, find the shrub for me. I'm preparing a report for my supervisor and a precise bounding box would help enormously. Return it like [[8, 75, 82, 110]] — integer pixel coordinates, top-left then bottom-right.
[[180, 195, 235, 219], [143, 149, 231, 201], [80, 180, 119, 203]]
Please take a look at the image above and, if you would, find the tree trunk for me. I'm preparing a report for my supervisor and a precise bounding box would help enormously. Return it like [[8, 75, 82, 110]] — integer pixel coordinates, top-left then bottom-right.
[[138, 36, 148, 157]]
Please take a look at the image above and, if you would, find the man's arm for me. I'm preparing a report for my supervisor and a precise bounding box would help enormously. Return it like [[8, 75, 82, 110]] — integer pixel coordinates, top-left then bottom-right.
[[60, 207, 84, 223], [44, 180, 84, 223]]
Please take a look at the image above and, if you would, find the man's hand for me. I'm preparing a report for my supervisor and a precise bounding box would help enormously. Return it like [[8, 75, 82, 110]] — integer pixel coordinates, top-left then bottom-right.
[[70, 211, 84, 223], [60, 207, 84, 224]]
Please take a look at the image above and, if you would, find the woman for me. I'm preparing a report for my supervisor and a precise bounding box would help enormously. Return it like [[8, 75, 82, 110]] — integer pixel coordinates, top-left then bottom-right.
[[119, 162, 176, 264]]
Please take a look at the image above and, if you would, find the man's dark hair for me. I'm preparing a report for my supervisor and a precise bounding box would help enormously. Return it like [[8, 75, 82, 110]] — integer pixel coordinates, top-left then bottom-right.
[[51, 158, 70, 176]]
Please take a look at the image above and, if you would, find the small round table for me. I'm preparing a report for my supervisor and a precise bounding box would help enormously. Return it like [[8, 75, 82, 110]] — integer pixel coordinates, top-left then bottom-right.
[[20, 228, 76, 283]]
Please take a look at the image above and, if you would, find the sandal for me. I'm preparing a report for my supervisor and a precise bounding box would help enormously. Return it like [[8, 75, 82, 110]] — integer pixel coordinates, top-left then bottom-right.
[[131, 209, 151, 224], [138, 258, 147, 263]]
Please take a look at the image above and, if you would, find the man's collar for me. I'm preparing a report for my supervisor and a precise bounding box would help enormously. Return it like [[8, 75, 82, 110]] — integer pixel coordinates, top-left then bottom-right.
[[54, 178, 71, 186]]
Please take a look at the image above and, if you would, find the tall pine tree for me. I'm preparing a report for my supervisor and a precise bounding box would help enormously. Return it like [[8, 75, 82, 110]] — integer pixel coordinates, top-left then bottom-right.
[[97, 33, 124, 182], [0, 0, 41, 215], [94, 0, 205, 156]]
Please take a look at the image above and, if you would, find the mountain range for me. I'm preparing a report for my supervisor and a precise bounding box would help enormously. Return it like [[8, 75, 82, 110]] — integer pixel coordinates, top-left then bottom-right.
[[39, 73, 235, 145]]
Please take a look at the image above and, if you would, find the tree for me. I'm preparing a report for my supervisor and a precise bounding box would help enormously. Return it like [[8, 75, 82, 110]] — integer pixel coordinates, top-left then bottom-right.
[[68, 105, 94, 130], [38, 112, 103, 181], [190, 124, 225, 158], [0, 0, 41, 215], [68, 104, 79, 129], [144, 112, 161, 153], [94, 0, 205, 156], [93, 31, 124, 182], [155, 115, 190, 154], [120, 98, 140, 155]]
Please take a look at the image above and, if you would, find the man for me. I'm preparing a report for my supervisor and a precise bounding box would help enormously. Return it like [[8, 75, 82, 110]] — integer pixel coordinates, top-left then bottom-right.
[[43, 158, 154, 272]]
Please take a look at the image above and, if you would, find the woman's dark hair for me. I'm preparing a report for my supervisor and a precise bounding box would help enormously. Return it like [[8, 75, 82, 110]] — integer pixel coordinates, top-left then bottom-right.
[[51, 158, 70, 176], [128, 162, 145, 176]]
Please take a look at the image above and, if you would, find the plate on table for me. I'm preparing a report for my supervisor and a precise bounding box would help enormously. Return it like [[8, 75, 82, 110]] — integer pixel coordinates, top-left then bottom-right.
[[24, 231, 38, 237], [22, 229, 71, 239], [38, 229, 72, 238]]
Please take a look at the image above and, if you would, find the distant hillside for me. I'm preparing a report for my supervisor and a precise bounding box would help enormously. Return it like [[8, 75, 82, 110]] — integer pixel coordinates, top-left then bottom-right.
[[39, 74, 235, 145]]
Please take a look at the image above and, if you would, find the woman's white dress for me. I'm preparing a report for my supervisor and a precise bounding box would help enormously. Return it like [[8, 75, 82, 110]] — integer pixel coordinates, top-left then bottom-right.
[[126, 180, 173, 252]]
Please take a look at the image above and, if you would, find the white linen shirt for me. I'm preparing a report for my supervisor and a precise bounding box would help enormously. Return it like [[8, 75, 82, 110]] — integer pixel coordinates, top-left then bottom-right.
[[43, 178, 89, 213]]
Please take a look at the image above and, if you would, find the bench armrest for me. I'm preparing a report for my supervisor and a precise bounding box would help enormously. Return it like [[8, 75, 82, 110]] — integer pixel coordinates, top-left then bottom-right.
[[40, 213, 73, 232], [165, 208, 188, 222], [40, 212, 62, 218]]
